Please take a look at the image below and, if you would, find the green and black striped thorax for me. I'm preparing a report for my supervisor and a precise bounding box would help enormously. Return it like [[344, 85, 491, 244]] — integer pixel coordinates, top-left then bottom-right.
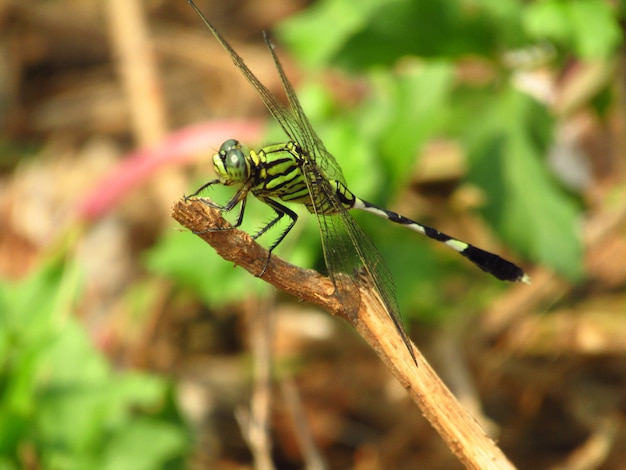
[[213, 139, 356, 214]]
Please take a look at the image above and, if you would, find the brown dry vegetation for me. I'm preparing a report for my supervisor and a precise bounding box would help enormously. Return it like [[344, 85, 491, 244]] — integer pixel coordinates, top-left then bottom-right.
[[1, 1, 626, 469]]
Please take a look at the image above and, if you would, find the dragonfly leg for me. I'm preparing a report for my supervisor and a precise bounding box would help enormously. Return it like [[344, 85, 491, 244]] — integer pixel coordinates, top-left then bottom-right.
[[184, 178, 220, 200], [192, 187, 249, 234], [254, 198, 298, 277]]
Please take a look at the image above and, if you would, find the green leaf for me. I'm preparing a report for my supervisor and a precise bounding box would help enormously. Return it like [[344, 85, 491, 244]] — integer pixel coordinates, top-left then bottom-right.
[[101, 418, 188, 470], [280, 0, 531, 70], [366, 62, 454, 193], [278, 0, 389, 67], [524, 0, 622, 59], [0, 261, 188, 468], [285, 62, 453, 205], [464, 88, 583, 279]]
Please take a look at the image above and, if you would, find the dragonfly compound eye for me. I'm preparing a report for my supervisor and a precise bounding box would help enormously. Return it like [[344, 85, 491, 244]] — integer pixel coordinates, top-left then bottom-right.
[[212, 139, 249, 184], [219, 139, 240, 153]]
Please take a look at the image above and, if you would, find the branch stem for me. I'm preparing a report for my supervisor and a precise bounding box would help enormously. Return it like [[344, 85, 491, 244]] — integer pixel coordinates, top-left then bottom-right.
[[172, 198, 516, 470]]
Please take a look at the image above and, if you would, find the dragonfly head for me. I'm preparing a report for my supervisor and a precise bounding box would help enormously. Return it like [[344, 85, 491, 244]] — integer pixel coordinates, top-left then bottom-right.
[[213, 139, 250, 184]]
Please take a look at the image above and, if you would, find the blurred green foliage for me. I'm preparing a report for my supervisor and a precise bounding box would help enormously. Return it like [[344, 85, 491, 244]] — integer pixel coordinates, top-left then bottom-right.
[[150, 0, 623, 319], [524, 0, 622, 59], [3, 0, 623, 466], [0, 260, 189, 469]]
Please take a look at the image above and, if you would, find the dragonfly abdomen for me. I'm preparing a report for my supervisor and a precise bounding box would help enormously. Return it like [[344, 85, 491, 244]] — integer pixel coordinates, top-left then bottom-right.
[[352, 197, 528, 283]]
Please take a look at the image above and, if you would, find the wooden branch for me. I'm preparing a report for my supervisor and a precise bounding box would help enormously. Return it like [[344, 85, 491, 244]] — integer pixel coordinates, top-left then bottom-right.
[[171, 198, 517, 470]]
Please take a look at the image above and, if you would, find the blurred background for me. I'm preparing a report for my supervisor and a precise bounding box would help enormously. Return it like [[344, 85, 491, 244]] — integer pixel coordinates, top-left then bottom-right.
[[1, 0, 625, 468]]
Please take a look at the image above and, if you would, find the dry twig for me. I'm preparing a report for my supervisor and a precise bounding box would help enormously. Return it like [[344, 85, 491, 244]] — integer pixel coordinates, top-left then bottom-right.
[[172, 198, 517, 470]]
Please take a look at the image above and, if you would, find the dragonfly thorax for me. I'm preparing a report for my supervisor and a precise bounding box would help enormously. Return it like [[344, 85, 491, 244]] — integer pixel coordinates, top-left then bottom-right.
[[213, 139, 250, 185]]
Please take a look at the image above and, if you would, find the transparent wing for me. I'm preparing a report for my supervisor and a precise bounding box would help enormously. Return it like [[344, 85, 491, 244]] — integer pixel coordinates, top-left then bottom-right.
[[262, 33, 346, 186], [266, 38, 415, 361], [190, 2, 415, 362]]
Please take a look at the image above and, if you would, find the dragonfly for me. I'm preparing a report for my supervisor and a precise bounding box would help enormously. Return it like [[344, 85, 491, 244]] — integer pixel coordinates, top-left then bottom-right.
[[186, 0, 529, 364]]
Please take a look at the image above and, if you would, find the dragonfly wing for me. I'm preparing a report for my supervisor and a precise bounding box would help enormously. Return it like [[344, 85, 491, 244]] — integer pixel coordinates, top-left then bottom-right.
[[262, 33, 347, 186], [303, 161, 416, 362], [189, 2, 415, 362]]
